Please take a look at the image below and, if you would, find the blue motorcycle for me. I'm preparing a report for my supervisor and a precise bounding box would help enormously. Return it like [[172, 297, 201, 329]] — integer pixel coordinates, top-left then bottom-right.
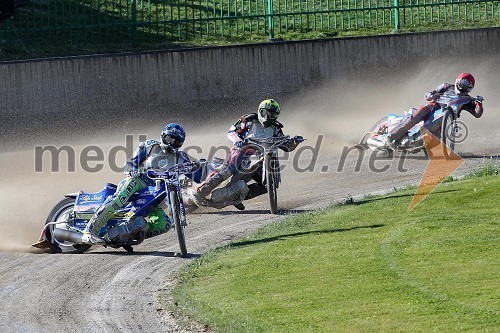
[[32, 162, 198, 257]]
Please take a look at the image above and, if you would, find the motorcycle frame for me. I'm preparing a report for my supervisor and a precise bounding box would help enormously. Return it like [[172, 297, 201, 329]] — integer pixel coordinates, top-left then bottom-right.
[[361, 93, 470, 152]]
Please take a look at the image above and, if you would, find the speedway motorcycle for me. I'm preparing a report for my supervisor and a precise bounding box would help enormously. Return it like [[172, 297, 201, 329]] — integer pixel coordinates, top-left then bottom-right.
[[359, 93, 482, 156], [184, 135, 304, 214], [32, 162, 199, 257]]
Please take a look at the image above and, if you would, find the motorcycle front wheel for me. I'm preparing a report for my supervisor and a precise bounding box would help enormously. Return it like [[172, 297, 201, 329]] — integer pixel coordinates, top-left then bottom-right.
[[170, 190, 187, 257], [440, 109, 457, 158], [44, 197, 92, 254], [265, 155, 278, 214]]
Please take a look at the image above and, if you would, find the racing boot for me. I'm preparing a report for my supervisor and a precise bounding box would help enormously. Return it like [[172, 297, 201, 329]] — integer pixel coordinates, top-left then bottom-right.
[[234, 203, 245, 210], [383, 134, 396, 150], [81, 232, 106, 245], [192, 168, 232, 206], [81, 211, 108, 245], [245, 183, 268, 200]]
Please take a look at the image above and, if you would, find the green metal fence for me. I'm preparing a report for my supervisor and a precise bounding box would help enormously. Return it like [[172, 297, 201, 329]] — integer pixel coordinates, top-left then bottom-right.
[[1, 0, 499, 57]]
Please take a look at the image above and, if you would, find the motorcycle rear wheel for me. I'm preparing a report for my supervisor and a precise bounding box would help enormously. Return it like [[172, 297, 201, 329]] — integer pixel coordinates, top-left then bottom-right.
[[44, 197, 92, 254], [170, 190, 187, 257], [265, 155, 278, 214]]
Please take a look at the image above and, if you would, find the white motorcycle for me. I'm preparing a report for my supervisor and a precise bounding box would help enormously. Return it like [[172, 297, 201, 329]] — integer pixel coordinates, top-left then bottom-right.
[[184, 135, 304, 214]]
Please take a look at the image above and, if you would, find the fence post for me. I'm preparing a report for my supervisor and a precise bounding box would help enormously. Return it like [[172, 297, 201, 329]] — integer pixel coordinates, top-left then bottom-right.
[[393, 0, 401, 31], [267, 0, 275, 40], [131, 0, 138, 47], [4, 18, 12, 49], [3, 20, 7, 49]]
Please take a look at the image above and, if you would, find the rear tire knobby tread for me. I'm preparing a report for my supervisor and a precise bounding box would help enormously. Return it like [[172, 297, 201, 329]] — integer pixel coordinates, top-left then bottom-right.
[[45, 197, 92, 254]]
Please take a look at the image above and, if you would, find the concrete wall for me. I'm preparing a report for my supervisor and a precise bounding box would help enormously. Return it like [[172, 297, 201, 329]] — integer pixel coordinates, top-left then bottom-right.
[[1, 27, 499, 149], [1, 28, 500, 118]]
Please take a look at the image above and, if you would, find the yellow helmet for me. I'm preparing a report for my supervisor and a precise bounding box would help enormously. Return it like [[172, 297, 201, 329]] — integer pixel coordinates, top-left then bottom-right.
[[257, 99, 280, 127]]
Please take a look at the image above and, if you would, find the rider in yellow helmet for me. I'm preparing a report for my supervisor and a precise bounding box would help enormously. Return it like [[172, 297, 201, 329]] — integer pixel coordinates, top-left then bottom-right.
[[192, 99, 302, 210]]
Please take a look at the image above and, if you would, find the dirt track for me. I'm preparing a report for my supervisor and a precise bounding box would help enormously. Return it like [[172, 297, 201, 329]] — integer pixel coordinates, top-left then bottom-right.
[[0, 64, 499, 332]]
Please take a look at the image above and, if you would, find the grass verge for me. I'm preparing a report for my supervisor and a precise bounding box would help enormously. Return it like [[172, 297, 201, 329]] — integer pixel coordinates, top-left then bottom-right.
[[168, 170, 500, 332], [2, 0, 500, 61]]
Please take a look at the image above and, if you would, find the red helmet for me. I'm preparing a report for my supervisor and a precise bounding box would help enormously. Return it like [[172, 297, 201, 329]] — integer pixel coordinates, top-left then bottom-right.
[[455, 72, 475, 93]]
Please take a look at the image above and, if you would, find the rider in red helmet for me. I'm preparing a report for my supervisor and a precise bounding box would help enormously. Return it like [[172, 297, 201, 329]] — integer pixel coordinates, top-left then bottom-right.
[[384, 72, 484, 148]]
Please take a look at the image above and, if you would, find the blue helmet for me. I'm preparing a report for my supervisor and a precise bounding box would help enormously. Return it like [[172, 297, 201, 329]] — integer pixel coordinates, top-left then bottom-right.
[[161, 123, 186, 149]]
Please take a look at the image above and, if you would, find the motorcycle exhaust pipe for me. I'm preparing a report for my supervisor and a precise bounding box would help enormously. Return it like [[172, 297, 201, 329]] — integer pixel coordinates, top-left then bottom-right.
[[52, 228, 84, 244], [366, 137, 385, 149]]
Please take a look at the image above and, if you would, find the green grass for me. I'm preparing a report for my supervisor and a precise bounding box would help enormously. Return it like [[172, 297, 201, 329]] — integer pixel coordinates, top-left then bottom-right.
[[1, 0, 500, 60], [169, 171, 500, 332], [464, 161, 500, 179]]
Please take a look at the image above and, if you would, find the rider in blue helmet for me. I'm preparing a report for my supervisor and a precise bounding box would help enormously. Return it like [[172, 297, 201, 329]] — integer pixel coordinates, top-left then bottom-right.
[[82, 123, 193, 244]]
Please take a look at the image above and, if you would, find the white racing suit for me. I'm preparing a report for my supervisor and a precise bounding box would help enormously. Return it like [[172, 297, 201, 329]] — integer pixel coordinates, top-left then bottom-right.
[[194, 113, 300, 209]]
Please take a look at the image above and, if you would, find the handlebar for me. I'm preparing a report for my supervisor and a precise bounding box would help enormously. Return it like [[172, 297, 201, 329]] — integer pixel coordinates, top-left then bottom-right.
[[474, 95, 484, 103], [146, 161, 200, 179], [243, 136, 305, 155], [247, 135, 305, 146], [246, 135, 305, 148], [246, 135, 291, 145], [436, 93, 483, 105]]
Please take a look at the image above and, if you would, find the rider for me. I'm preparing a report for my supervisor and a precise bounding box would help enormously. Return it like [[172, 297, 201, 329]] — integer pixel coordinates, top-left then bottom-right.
[[192, 99, 302, 210], [383, 72, 484, 148], [81, 123, 193, 244]]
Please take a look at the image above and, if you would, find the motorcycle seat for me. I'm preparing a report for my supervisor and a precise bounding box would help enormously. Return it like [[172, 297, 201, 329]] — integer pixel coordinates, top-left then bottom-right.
[[76, 183, 117, 206], [387, 113, 406, 125]]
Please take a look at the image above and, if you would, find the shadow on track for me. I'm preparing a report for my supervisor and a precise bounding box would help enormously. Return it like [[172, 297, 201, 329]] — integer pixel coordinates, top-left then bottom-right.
[[231, 224, 385, 248], [194, 209, 314, 216], [351, 188, 460, 206], [85, 250, 202, 258], [459, 153, 500, 159]]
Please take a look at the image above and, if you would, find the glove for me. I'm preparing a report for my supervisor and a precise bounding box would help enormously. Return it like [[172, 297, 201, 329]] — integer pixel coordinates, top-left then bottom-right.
[[425, 91, 440, 101], [192, 160, 202, 170], [475, 95, 484, 103], [129, 169, 141, 178], [234, 140, 245, 149], [293, 135, 305, 144]]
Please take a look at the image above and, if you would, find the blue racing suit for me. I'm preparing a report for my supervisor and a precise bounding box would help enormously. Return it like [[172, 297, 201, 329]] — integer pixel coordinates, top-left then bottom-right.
[[84, 140, 193, 238]]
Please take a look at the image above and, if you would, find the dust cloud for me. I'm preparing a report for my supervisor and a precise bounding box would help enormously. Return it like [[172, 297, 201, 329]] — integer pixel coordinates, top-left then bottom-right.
[[0, 127, 239, 252], [1, 57, 498, 252], [282, 57, 500, 154]]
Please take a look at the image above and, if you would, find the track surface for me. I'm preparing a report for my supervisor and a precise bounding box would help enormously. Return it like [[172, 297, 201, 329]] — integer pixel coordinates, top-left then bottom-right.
[[1, 60, 499, 331], [0, 134, 497, 332]]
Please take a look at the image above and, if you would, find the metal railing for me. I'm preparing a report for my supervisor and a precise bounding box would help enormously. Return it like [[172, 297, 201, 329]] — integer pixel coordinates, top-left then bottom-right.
[[1, 0, 499, 57]]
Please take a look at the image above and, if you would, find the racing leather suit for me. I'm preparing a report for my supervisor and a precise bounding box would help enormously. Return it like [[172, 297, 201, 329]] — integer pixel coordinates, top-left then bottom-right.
[[389, 83, 484, 142], [195, 113, 300, 203], [84, 140, 192, 239]]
